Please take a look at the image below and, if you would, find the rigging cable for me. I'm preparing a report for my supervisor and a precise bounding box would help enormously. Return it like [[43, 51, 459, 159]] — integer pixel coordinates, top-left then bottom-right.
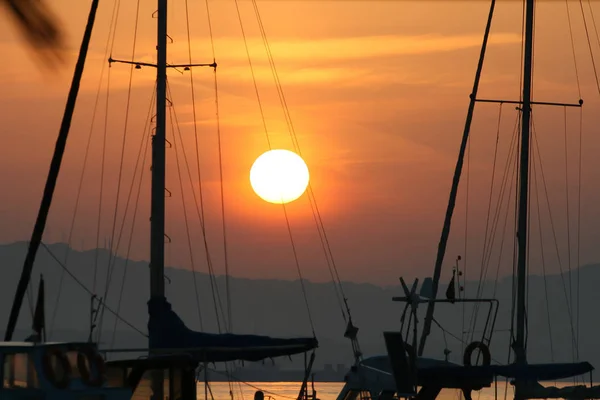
[[490, 114, 520, 302], [563, 107, 574, 357], [109, 84, 157, 350], [48, 0, 121, 339], [468, 102, 504, 342], [233, 0, 315, 336], [461, 117, 471, 359], [576, 107, 583, 363], [531, 119, 578, 357], [248, 0, 349, 326], [565, 0, 582, 98], [167, 85, 206, 331], [40, 242, 147, 337], [166, 83, 228, 331], [247, 0, 361, 356], [94, 0, 122, 299], [182, 0, 213, 331], [531, 130, 555, 363], [96, 0, 143, 343], [579, 0, 600, 94], [197, 0, 234, 335]]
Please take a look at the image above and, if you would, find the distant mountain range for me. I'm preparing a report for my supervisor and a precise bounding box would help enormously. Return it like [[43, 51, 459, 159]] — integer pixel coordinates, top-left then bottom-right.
[[1, 241, 598, 371]]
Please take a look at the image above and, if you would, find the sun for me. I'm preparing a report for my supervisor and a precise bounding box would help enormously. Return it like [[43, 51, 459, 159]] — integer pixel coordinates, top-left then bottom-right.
[[250, 149, 310, 204]]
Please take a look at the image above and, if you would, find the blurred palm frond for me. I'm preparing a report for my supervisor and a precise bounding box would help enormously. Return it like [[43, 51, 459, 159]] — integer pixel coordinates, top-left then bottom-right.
[[3, 0, 66, 68]]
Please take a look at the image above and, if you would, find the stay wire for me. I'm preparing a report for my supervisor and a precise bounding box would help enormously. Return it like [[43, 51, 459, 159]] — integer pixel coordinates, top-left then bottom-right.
[[490, 114, 521, 301], [469, 103, 504, 341], [531, 120, 578, 355], [168, 97, 205, 332], [576, 107, 583, 362], [234, 0, 315, 336], [97, 0, 143, 343], [255, 0, 350, 324], [203, 0, 234, 333], [167, 83, 228, 332], [588, 0, 600, 52], [182, 0, 210, 332], [579, 0, 600, 95], [109, 85, 157, 350], [565, 0, 582, 97], [531, 138, 555, 363], [48, 0, 121, 339], [40, 242, 147, 338], [563, 107, 573, 335], [249, 0, 348, 333], [93, 60, 111, 296]]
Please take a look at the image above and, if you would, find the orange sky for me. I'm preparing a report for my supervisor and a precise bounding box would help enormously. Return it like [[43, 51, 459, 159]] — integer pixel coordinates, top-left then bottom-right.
[[2, 0, 600, 286]]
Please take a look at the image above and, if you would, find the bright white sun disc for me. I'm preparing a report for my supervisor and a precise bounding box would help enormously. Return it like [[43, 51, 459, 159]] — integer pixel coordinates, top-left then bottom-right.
[[250, 149, 310, 204]]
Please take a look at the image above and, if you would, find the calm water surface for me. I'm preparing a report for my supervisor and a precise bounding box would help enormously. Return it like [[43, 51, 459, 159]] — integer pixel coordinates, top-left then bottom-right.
[[201, 381, 520, 400]]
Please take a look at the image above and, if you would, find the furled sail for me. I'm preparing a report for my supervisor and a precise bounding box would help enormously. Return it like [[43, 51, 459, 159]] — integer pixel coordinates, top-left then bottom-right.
[[148, 297, 318, 363]]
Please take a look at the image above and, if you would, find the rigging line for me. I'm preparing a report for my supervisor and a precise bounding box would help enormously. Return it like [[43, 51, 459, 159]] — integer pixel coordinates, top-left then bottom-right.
[[469, 102, 504, 339], [250, 0, 339, 336], [490, 114, 521, 304], [249, 0, 348, 325], [532, 139, 555, 363], [109, 0, 122, 55], [94, 61, 112, 295], [100, 80, 156, 341], [214, 69, 233, 333], [40, 242, 147, 337], [48, 0, 121, 340], [165, 90, 226, 331], [109, 85, 157, 350], [167, 83, 227, 331], [566, 0, 582, 97], [182, 0, 209, 331], [101, 0, 142, 312], [587, 0, 600, 55], [92, 0, 123, 297], [97, 0, 143, 342], [469, 108, 518, 342], [168, 95, 205, 332], [178, 0, 236, 377], [203, 0, 217, 56], [182, 0, 230, 334], [563, 107, 573, 320], [201, 0, 233, 334], [579, 0, 600, 94], [233, 0, 271, 148], [461, 117, 471, 356], [576, 107, 583, 361], [234, 0, 315, 335], [531, 120, 578, 354], [282, 201, 316, 336]]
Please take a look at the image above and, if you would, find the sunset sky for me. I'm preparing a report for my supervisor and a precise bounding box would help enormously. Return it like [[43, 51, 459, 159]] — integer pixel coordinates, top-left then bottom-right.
[[1, 0, 600, 286]]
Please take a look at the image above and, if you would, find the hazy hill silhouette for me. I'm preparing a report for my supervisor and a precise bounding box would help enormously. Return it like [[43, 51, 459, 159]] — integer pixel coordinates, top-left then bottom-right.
[[1, 241, 598, 369]]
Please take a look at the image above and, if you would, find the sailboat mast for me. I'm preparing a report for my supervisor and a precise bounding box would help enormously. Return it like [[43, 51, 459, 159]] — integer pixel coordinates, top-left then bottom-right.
[[418, 0, 497, 356], [150, 0, 167, 300], [514, 0, 535, 367]]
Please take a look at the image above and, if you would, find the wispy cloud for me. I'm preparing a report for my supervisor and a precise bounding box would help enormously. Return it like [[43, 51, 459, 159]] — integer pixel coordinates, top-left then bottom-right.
[[176, 32, 522, 63]]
